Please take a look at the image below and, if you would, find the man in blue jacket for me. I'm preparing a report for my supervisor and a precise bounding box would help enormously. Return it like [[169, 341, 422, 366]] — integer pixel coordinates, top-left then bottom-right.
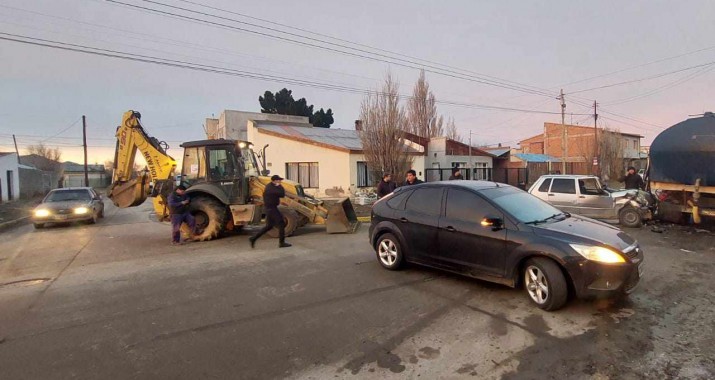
[[168, 185, 196, 245]]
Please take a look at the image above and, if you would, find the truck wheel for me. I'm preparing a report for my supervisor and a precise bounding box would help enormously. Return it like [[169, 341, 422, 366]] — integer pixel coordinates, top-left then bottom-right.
[[187, 196, 227, 241], [523, 258, 568, 311], [619, 207, 642, 228], [267, 206, 300, 238]]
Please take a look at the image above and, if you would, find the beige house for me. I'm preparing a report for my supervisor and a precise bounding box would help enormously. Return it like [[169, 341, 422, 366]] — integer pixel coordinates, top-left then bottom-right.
[[207, 110, 426, 197]]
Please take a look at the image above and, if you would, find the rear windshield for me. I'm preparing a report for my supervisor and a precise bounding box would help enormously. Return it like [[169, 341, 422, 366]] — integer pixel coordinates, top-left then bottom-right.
[[44, 190, 92, 202]]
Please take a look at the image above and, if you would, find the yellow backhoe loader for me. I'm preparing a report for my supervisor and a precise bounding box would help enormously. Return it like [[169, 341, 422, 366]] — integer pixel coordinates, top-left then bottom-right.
[[107, 110, 359, 241]]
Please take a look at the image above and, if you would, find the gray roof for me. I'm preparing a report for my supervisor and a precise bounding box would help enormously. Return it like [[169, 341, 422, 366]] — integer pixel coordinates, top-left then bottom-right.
[[255, 122, 422, 153], [482, 148, 510, 157], [63, 161, 106, 173]]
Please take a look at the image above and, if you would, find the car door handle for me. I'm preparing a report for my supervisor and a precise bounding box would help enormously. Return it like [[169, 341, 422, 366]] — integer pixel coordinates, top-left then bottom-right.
[[548, 194, 555, 196], [400, 217, 409, 223], [579, 195, 585, 198], [443, 226, 456, 232]]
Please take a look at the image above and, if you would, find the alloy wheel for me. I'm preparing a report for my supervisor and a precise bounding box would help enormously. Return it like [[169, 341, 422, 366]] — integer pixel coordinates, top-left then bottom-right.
[[525, 265, 549, 304], [378, 239, 398, 267]]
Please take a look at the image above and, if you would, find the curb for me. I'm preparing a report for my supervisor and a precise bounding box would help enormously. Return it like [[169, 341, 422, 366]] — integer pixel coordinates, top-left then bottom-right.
[[0, 216, 30, 232]]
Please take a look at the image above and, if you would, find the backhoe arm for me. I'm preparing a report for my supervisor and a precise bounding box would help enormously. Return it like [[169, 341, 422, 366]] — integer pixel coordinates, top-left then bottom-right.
[[107, 110, 177, 209]]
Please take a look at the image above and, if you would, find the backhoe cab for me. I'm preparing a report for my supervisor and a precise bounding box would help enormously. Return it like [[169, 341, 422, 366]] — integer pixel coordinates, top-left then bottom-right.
[[108, 110, 359, 242]]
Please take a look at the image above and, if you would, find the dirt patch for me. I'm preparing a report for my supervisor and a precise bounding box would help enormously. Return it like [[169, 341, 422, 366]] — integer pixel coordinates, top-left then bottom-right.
[[0, 198, 41, 224]]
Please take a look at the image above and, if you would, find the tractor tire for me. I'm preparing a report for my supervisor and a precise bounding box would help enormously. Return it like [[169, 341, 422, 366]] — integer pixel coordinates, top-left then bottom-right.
[[186, 196, 227, 241], [267, 206, 300, 238]]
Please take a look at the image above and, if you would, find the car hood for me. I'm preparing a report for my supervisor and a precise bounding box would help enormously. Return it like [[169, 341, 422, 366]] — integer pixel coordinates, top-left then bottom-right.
[[36, 201, 91, 211], [533, 214, 636, 251]]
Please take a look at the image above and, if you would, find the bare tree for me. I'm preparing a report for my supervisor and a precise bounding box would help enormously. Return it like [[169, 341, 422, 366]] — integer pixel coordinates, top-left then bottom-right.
[[407, 70, 443, 138], [597, 127, 625, 181], [445, 117, 463, 142], [359, 73, 413, 184], [27, 143, 62, 163]]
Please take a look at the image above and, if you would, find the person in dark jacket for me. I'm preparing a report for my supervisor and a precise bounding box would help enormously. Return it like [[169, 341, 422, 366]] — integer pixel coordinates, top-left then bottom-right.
[[249, 175, 292, 248], [619, 166, 645, 190], [376, 173, 397, 198], [168, 185, 196, 245], [404, 169, 424, 186], [448, 167, 464, 180]]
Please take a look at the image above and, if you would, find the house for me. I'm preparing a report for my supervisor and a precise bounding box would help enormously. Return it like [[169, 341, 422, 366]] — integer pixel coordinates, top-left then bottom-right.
[[62, 162, 110, 188], [208, 110, 426, 197], [424, 137, 495, 181], [0, 152, 20, 202], [519, 122, 644, 175]]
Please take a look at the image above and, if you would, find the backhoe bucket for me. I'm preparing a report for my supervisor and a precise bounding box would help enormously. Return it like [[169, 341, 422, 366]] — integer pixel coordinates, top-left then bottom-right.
[[326, 198, 361, 234], [107, 176, 149, 208]]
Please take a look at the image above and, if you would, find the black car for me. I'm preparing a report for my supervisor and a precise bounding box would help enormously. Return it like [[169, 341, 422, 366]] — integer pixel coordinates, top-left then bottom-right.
[[32, 187, 105, 229], [369, 181, 644, 311]]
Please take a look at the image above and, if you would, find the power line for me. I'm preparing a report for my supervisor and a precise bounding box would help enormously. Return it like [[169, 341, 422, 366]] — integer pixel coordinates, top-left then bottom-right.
[[102, 0, 556, 98], [0, 32, 588, 116], [601, 65, 715, 106]]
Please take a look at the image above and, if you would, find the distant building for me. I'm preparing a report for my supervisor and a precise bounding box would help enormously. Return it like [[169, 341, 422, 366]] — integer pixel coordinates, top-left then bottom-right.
[[62, 162, 110, 188], [424, 137, 495, 181], [0, 152, 20, 202], [519, 123, 643, 174]]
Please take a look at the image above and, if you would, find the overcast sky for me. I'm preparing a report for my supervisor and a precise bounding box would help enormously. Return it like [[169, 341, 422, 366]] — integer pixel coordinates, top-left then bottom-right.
[[1, 0, 714, 164]]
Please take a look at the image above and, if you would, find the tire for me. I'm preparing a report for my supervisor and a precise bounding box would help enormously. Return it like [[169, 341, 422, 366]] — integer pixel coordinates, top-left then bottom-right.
[[33, 223, 45, 229], [267, 206, 300, 238], [523, 257, 568, 311], [375, 233, 404, 270], [99, 207, 105, 218], [87, 212, 98, 224], [619, 206, 642, 228], [186, 196, 227, 241]]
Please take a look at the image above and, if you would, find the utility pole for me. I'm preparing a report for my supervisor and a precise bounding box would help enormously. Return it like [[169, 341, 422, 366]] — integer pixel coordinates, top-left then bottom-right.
[[560, 89, 567, 174], [82, 115, 89, 187], [12, 134, 20, 164], [593, 101, 599, 175]]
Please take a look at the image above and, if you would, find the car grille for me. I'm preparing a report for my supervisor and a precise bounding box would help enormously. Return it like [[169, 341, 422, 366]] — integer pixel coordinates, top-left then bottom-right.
[[56, 209, 72, 215], [622, 243, 641, 260]]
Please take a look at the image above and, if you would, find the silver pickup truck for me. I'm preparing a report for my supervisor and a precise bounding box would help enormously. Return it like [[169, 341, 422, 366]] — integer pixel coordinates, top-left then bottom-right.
[[528, 175, 653, 227]]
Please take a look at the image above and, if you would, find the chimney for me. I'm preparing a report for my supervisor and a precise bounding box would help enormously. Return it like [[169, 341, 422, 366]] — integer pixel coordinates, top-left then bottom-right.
[[354, 120, 362, 131]]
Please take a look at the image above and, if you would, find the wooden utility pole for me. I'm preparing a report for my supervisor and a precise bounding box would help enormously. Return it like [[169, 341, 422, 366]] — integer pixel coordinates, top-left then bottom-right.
[[12, 134, 20, 164], [593, 101, 599, 175], [82, 115, 89, 187], [559, 89, 569, 174], [468, 130, 473, 180]]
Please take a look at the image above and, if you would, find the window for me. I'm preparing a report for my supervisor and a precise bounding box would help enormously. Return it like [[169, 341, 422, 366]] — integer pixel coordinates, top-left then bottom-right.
[[208, 148, 239, 180], [452, 162, 467, 168], [551, 178, 575, 194], [405, 188, 443, 216], [537, 178, 552, 192], [386, 190, 412, 210], [632, 140, 638, 149], [182, 147, 205, 182], [357, 161, 375, 187], [286, 162, 319, 188], [445, 189, 499, 222], [578, 178, 602, 195]]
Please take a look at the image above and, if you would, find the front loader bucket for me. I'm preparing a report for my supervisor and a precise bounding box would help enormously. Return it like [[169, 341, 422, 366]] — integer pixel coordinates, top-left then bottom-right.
[[326, 198, 361, 234], [107, 176, 149, 208]]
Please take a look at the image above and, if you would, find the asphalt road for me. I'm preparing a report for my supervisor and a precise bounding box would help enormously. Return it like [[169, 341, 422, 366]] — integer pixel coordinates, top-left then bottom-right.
[[0, 201, 713, 379]]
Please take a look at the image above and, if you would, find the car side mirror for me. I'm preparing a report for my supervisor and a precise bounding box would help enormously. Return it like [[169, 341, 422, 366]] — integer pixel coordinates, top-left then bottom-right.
[[480, 216, 504, 231]]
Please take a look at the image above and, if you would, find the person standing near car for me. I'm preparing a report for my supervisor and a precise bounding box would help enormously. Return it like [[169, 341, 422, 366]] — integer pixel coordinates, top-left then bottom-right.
[[404, 169, 424, 186], [377, 173, 397, 198], [448, 167, 464, 180], [249, 175, 292, 248], [168, 184, 196, 245], [619, 166, 645, 190]]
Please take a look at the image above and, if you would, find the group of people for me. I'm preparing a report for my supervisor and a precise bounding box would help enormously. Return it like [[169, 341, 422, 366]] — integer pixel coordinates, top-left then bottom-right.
[[376, 167, 465, 199]]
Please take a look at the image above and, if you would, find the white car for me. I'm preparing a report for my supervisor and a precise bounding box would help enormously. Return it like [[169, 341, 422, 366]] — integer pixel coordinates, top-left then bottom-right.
[[528, 175, 653, 227]]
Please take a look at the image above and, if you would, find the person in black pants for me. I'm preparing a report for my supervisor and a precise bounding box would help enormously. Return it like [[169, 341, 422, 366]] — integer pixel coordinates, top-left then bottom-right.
[[249, 175, 292, 248]]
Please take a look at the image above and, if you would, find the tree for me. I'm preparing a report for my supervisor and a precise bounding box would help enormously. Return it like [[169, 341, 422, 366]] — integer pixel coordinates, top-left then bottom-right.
[[359, 73, 413, 185], [27, 143, 61, 163], [407, 70, 443, 138], [259, 88, 334, 128], [597, 127, 625, 181], [445, 117, 463, 142]]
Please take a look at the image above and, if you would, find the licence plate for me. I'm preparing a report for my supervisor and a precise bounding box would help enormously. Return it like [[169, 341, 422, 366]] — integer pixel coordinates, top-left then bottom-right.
[[55, 215, 68, 220]]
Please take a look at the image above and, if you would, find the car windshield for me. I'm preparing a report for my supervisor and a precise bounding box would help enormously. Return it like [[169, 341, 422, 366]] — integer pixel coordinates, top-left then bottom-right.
[[44, 190, 92, 202], [483, 187, 565, 224]]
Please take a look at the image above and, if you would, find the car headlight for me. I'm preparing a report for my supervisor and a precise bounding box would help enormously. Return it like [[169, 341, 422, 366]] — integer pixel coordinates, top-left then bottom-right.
[[570, 244, 626, 263], [74, 207, 89, 215], [34, 209, 50, 217]]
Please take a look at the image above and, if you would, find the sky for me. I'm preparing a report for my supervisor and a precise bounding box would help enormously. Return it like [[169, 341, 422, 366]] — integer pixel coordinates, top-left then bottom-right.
[[1, 0, 714, 165]]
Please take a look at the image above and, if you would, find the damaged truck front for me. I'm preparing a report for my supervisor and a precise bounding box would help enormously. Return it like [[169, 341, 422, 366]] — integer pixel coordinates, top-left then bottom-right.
[[649, 112, 715, 224]]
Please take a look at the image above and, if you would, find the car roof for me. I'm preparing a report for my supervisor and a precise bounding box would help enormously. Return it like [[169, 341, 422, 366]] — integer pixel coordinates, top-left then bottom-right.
[[402, 180, 514, 192], [50, 187, 93, 191], [538, 175, 598, 179]]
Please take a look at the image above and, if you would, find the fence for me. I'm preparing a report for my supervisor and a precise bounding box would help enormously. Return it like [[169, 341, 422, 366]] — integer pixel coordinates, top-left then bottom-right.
[[19, 168, 60, 199], [424, 168, 493, 182]]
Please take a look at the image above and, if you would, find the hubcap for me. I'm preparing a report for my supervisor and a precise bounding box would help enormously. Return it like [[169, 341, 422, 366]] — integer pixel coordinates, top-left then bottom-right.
[[378, 239, 398, 266], [525, 266, 549, 304]]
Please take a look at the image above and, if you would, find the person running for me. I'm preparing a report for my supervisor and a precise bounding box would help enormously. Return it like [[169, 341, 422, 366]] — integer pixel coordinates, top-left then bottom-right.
[[249, 175, 292, 248]]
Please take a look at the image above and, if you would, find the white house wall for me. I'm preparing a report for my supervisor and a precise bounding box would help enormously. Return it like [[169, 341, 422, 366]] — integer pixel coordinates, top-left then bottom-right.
[[425, 138, 493, 169], [0, 154, 21, 202]]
